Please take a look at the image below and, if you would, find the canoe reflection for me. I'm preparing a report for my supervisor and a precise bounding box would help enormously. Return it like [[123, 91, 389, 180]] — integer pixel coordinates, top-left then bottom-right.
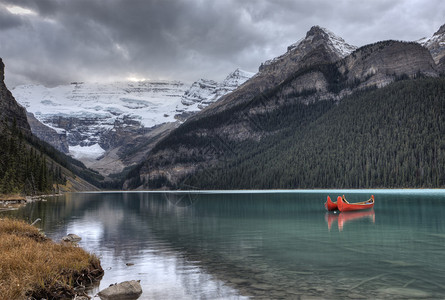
[[325, 210, 375, 231]]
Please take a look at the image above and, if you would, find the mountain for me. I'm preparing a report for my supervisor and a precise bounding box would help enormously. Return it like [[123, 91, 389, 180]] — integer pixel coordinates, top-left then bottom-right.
[[177, 69, 254, 119], [0, 58, 101, 195], [12, 70, 253, 176], [12, 80, 188, 154], [124, 25, 442, 190], [200, 26, 357, 117], [419, 24, 445, 73], [260, 25, 357, 70], [185, 77, 445, 189], [0, 59, 30, 134], [26, 112, 69, 153]]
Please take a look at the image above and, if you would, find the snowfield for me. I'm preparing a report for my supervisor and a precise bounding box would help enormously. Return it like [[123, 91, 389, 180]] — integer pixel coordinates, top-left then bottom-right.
[[12, 69, 254, 159], [14, 80, 188, 129]]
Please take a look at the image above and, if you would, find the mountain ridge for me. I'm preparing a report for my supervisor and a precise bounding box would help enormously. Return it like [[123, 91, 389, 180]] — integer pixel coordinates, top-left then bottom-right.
[[198, 26, 357, 118], [0, 58, 31, 134], [12, 69, 253, 176], [6, 23, 445, 190], [126, 24, 443, 189], [419, 24, 445, 73], [184, 77, 445, 189]]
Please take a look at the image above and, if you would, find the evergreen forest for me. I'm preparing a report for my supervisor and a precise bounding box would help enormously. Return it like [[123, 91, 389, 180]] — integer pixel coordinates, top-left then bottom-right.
[[0, 119, 103, 195], [181, 77, 445, 189]]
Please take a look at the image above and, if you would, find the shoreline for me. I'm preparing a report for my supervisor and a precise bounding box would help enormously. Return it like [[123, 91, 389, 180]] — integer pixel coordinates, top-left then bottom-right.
[[0, 217, 104, 298], [0, 193, 63, 211]]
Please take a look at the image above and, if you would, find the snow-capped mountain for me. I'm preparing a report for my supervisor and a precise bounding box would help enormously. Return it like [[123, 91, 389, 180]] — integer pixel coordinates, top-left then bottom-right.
[[262, 26, 357, 68], [13, 81, 188, 158], [14, 80, 188, 130], [12, 69, 254, 169], [132, 25, 442, 190], [203, 26, 357, 117], [180, 79, 218, 107], [178, 69, 254, 112], [418, 24, 445, 71]]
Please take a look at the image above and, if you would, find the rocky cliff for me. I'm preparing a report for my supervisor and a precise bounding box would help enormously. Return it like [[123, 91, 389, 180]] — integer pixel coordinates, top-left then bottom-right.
[[420, 24, 445, 62], [419, 24, 445, 73], [26, 112, 69, 153], [0, 58, 30, 134], [339, 40, 437, 87]]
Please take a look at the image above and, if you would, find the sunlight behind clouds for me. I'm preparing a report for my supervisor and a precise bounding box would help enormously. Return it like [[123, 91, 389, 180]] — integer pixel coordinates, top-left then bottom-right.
[[6, 5, 36, 16]]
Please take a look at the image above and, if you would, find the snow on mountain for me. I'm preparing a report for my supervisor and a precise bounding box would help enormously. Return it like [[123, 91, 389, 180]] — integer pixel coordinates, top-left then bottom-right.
[[12, 69, 254, 161], [418, 23, 445, 65], [180, 79, 218, 107], [418, 24, 445, 47], [221, 68, 256, 88], [14, 80, 187, 128], [263, 26, 356, 67], [178, 69, 255, 112], [321, 26, 357, 57], [12, 80, 188, 158]]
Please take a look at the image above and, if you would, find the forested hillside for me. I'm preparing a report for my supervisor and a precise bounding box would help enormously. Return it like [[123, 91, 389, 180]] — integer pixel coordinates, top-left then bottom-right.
[[0, 119, 103, 195], [0, 120, 58, 194], [179, 77, 445, 189], [0, 58, 103, 195]]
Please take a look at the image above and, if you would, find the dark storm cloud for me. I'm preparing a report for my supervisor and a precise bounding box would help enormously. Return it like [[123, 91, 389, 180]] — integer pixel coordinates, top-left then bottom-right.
[[0, 0, 444, 87], [0, 6, 24, 29]]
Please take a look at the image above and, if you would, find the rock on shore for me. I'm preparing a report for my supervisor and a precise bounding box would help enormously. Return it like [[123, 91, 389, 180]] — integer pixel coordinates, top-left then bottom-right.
[[97, 280, 142, 300]]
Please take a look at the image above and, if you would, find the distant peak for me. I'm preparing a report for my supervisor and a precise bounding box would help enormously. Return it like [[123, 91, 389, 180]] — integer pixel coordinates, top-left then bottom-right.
[[261, 25, 356, 70], [226, 68, 255, 78], [229, 68, 241, 76], [302, 25, 357, 57], [306, 25, 328, 38], [434, 23, 445, 36], [418, 23, 445, 47], [222, 69, 255, 86]]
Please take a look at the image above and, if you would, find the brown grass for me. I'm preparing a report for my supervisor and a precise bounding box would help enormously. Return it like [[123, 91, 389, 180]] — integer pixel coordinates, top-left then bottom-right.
[[0, 218, 103, 299]]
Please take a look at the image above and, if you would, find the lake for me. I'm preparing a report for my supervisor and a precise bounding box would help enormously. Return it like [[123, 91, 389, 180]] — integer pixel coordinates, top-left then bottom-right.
[[2, 190, 445, 299]]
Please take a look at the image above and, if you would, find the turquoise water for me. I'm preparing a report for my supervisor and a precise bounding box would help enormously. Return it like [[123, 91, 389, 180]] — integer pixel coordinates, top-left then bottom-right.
[[3, 190, 445, 299]]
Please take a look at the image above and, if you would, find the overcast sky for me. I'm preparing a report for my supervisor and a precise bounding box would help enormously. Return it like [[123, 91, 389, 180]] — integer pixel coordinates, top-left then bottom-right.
[[0, 0, 444, 88]]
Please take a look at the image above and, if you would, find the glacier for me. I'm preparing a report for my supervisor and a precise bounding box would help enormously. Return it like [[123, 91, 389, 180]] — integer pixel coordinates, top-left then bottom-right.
[[12, 69, 254, 162]]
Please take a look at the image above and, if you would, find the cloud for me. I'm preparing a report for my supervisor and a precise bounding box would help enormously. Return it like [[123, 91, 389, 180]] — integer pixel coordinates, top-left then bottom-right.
[[0, 0, 444, 88], [0, 5, 25, 29]]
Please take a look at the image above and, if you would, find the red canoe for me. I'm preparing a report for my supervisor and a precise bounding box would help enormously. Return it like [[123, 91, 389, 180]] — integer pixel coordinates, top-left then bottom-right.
[[324, 196, 338, 211], [337, 195, 374, 212]]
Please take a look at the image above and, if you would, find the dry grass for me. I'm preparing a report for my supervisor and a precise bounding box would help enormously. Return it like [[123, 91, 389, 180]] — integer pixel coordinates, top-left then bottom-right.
[[0, 218, 103, 299]]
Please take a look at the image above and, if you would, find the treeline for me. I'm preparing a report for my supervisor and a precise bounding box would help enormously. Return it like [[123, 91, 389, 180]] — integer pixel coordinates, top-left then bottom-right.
[[151, 53, 385, 155], [24, 130, 104, 189], [183, 77, 445, 189], [0, 121, 65, 194], [0, 118, 105, 195]]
